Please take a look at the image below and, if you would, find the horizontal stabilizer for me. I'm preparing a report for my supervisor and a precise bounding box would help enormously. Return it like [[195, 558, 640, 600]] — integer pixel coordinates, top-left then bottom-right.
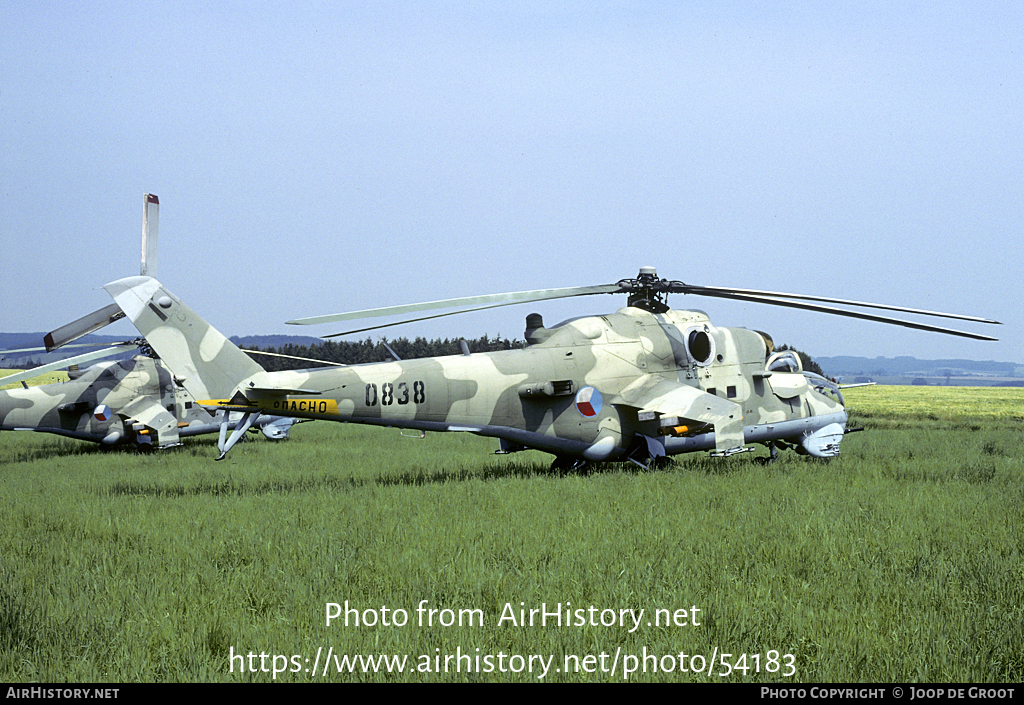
[[202, 387, 323, 405], [249, 387, 322, 396]]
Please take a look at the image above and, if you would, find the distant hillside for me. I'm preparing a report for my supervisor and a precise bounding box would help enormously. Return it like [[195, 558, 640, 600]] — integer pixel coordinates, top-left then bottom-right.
[[0, 333, 139, 368], [817, 355, 1024, 387]]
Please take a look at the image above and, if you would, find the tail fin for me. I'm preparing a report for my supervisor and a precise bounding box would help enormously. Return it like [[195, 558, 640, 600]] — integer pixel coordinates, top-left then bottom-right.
[[104, 276, 268, 400]]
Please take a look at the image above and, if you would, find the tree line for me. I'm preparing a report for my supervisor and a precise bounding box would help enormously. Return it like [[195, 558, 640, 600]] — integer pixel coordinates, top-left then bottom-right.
[[241, 334, 525, 371], [774, 344, 826, 377]]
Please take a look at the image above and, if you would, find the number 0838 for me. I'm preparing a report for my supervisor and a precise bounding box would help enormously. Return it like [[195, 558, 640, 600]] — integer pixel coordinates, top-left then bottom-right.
[[365, 381, 425, 407]]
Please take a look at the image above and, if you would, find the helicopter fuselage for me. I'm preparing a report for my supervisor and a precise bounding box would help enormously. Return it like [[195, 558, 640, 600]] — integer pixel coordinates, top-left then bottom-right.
[[0, 356, 178, 446], [201, 307, 848, 463]]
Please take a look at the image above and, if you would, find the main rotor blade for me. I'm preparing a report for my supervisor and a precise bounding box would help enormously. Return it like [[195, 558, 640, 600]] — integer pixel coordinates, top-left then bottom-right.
[[244, 350, 347, 366], [679, 284, 1002, 325], [284, 268, 999, 341], [287, 284, 622, 326], [320, 299, 548, 338], [688, 289, 999, 341], [1, 341, 128, 356], [0, 343, 137, 388]]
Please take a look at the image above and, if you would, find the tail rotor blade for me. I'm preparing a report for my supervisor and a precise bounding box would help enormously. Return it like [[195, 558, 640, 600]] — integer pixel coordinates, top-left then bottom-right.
[[43, 303, 126, 352], [141, 193, 158, 277]]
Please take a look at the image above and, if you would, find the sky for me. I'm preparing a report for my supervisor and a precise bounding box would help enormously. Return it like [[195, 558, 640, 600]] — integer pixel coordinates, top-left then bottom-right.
[[2, 2, 1020, 363]]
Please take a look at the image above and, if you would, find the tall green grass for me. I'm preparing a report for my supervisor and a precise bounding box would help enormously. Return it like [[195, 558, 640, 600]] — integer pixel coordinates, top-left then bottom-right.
[[1, 386, 1021, 682]]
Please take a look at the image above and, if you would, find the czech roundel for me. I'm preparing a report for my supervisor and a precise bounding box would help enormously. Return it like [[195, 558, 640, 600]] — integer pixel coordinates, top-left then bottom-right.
[[575, 386, 603, 417]]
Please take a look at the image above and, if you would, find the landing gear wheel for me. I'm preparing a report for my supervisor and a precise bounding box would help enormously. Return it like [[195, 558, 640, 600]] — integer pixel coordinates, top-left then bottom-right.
[[756, 442, 780, 465], [650, 456, 675, 470], [551, 456, 588, 475]]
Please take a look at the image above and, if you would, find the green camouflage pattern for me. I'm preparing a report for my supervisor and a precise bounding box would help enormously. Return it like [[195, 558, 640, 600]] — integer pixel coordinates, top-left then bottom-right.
[[105, 276, 849, 465]]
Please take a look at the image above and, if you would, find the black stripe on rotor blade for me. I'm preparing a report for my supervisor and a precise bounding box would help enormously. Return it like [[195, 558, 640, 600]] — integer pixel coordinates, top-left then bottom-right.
[[680, 285, 1001, 325], [687, 290, 999, 341]]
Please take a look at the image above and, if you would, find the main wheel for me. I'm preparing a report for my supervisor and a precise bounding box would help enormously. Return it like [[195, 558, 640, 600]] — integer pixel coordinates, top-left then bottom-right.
[[550, 456, 588, 475]]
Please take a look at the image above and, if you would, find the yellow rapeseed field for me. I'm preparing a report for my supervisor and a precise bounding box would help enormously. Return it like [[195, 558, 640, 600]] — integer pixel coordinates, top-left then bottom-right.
[[843, 384, 1024, 423], [0, 368, 70, 390]]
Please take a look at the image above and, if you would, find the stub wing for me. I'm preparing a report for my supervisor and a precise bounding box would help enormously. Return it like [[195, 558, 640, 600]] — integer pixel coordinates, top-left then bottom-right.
[[120, 394, 180, 449], [610, 374, 744, 453]]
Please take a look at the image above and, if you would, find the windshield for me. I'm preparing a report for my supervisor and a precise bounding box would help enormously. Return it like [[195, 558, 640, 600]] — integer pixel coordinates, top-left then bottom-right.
[[804, 372, 844, 406]]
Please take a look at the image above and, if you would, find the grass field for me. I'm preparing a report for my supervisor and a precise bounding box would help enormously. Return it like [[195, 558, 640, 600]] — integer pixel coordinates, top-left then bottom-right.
[[1, 386, 1021, 682]]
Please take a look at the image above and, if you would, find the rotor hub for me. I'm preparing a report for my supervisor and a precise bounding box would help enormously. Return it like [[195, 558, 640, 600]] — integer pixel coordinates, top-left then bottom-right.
[[617, 268, 686, 314]]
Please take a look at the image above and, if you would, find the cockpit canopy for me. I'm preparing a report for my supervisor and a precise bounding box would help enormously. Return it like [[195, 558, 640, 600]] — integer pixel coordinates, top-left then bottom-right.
[[766, 350, 803, 374]]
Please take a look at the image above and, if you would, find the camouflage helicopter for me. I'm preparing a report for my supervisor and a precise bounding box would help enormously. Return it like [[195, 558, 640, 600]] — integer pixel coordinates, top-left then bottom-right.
[[0, 194, 302, 451], [98, 267, 999, 468], [0, 344, 301, 450]]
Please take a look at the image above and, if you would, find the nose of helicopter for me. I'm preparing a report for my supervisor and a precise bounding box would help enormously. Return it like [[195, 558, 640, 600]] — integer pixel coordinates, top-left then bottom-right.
[[799, 422, 846, 458]]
